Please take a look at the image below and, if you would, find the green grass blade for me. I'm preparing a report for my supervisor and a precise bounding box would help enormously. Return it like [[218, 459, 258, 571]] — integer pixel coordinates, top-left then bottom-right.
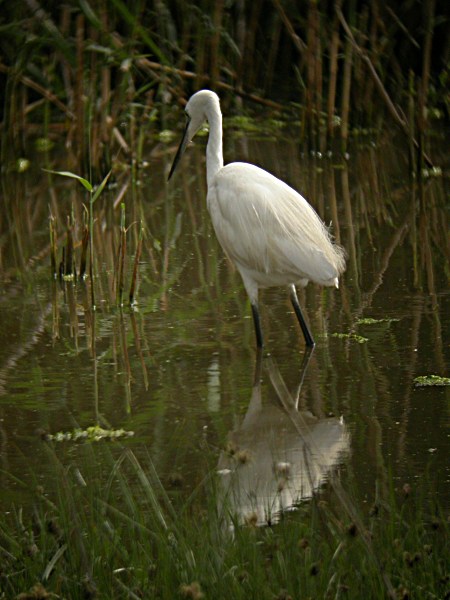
[[92, 170, 112, 203], [109, 0, 168, 64], [42, 543, 67, 581], [43, 169, 93, 192]]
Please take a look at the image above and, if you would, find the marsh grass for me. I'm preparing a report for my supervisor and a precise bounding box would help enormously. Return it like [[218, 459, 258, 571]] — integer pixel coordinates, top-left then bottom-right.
[[45, 167, 146, 311], [0, 446, 447, 599], [0, 1, 447, 178]]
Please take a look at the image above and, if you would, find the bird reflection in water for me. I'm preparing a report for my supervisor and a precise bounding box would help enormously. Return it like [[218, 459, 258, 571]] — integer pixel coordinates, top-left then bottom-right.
[[217, 350, 350, 526]]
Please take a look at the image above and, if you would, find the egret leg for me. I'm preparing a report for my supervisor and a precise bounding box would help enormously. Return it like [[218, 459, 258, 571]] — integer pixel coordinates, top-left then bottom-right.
[[251, 303, 264, 348], [289, 285, 315, 348]]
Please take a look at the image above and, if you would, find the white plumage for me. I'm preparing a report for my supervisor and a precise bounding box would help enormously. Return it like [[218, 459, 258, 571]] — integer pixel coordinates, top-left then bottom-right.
[[168, 90, 345, 348]]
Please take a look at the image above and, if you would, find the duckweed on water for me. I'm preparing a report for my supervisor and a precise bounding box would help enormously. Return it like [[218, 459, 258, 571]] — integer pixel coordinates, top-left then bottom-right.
[[330, 332, 369, 344], [413, 375, 450, 387], [355, 317, 400, 326], [45, 425, 135, 442]]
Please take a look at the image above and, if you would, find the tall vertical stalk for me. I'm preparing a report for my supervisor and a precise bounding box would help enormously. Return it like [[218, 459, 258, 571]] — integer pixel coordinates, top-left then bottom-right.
[[116, 203, 127, 306], [306, 0, 316, 141], [79, 206, 89, 279], [49, 214, 57, 278], [340, 2, 355, 152], [327, 1, 341, 141], [129, 222, 143, 306], [75, 12, 85, 171], [417, 0, 435, 181], [210, 0, 225, 88], [88, 191, 95, 308], [43, 169, 111, 307], [65, 214, 74, 278]]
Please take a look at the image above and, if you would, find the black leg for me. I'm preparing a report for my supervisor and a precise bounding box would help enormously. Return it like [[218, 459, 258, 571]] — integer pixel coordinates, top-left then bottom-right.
[[251, 303, 264, 348], [289, 286, 315, 348]]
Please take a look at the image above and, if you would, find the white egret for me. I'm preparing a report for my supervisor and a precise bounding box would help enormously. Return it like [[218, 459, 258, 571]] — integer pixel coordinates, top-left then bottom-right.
[[168, 90, 346, 348]]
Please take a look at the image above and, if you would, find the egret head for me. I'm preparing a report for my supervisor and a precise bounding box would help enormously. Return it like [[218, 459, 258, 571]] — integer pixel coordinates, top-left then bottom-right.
[[168, 90, 220, 180]]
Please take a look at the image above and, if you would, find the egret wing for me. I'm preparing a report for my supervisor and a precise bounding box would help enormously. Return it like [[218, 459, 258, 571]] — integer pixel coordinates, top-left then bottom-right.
[[208, 163, 344, 285]]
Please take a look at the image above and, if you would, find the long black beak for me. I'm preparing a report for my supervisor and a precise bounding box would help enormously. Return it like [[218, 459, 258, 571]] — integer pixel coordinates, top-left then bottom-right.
[[168, 119, 190, 181]]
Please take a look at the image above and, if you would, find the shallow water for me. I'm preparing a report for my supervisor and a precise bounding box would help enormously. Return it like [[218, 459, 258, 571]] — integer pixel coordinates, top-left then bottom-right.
[[0, 123, 448, 517]]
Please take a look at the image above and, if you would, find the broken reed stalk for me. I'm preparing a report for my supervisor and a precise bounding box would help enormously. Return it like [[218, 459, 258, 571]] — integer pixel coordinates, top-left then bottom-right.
[[116, 203, 127, 306], [129, 223, 143, 306], [49, 214, 57, 278]]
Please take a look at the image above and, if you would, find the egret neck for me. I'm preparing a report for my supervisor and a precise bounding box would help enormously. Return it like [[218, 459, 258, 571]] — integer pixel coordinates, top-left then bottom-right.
[[205, 106, 223, 189]]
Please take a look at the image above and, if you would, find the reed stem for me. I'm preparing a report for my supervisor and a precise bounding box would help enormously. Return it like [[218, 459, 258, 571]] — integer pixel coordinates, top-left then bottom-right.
[[116, 203, 127, 306], [49, 215, 57, 278], [65, 214, 74, 278], [129, 222, 143, 306], [79, 207, 89, 279]]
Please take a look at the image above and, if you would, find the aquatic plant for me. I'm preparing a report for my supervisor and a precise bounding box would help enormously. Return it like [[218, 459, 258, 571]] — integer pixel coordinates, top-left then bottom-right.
[[45, 168, 111, 304], [44, 425, 135, 442], [414, 375, 450, 387], [331, 332, 369, 344]]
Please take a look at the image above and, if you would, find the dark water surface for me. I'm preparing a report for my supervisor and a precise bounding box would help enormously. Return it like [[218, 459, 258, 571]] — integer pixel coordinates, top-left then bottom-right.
[[0, 124, 448, 517]]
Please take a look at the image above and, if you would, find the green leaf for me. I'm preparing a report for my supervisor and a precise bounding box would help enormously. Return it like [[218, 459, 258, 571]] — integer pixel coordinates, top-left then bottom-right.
[[78, 0, 102, 29], [43, 169, 93, 191], [92, 170, 112, 203], [109, 0, 168, 64]]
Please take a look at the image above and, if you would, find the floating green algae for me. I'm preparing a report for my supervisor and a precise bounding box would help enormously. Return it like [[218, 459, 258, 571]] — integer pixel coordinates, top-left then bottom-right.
[[413, 375, 450, 387], [45, 425, 135, 442]]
